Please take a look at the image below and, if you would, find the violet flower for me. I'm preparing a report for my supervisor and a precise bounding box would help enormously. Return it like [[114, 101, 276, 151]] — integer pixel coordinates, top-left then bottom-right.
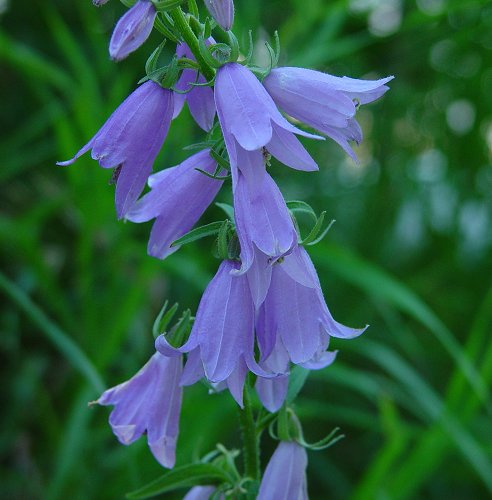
[[57, 81, 173, 219], [258, 441, 308, 500], [96, 352, 183, 468], [257, 245, 366, 365], [233, 158, 297, 274], [156, 260, 272, 384], [214, 63, 322, 179], [203, 0, 234, 31], [263, 67, 393, 160], [181, 347, 250, 407], [126, 149, 223, 259], [109, 0, 157, 61], [255, 337, 290, 413], [173, 42, 216, 131]]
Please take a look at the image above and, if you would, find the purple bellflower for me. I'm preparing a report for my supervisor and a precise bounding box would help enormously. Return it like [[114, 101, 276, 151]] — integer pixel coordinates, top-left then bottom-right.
[[126, 149, 223, 259], [96, 352, 183, 468], [233, 158, 298, 274], [255, 336, 290, 413], [180, 347, 250, 408], [109, 0, 157, 61], [263, 67, 393, 160], [258, 441, 308, 500], [57, 81, 173, 219], [214, 63, 322, 180], [257, 245, 366, 365], [173, 42, 216, 131], [203, 0, 234, 31], [156, 260, 274, 385]]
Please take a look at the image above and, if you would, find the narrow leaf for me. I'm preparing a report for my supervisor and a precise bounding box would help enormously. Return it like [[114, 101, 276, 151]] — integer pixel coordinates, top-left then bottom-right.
[[126, 463, 230, 499]]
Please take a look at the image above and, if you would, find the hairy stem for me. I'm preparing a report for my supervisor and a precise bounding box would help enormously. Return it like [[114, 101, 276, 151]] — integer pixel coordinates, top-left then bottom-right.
[[238, 384, 260, 481], [169, 7, 215, 82]]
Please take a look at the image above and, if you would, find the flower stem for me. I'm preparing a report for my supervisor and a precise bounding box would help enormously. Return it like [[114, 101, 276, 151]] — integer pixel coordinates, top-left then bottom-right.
[[169, 7, 215, 82], [238, 384, 260, 481]]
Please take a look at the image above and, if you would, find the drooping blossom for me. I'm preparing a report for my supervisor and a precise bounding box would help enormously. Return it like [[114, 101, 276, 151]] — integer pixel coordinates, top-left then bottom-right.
[[233, 158, 297, 274], [126, 149, 223, 259], [255, 336, 290, 413], [180, 347, 250, 408], [57, 81, 173, 219], [96, 352, 183, 468], [214, 63, 322, 182], [109, 0, 157, 61], [203, 0, 234, 31], [257, 245, 366, 365], [257, 441, 308, 500], [156, 260, 273, 384], [173, 42, 216, 131], [263, 67, 393, 160]]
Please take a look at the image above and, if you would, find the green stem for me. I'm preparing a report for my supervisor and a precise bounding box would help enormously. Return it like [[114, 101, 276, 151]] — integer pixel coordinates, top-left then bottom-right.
[[169, 7, 215, 82], [238, 384, 260, 481]]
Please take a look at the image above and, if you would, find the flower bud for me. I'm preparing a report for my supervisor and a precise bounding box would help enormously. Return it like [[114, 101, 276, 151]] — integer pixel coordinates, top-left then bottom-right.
[[109, 0, 157, 61], [203, 0, 234, 31]]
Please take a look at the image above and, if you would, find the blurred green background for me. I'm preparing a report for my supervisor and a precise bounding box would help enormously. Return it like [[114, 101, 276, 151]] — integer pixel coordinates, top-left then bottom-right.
[[1, 0, 492, 498]]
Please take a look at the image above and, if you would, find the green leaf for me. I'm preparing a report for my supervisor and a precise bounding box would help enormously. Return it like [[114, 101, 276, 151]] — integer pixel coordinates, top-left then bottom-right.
[[312, 243, 488, 405], [0, 272, 104, 393], [126, 463, 231, 499], [171, 221, 225, 247]]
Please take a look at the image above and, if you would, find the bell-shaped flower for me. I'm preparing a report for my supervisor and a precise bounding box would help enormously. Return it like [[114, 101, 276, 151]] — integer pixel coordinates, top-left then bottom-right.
[[203, 0, 234, 30], [126, 149, 223, 259], [156, 260, 272, 384], [57, 81, 173, 219], [181, 347, 250, 407], [233, 156, 297, 274], [214, 63, 322, 177], [109, 0, 157, 61], [255, 336, 290, 413], [263, 67, 393, 160], [258, 245, 366, 365], [173, 42, 216, 131], [258, 441, 308, 500], [96, 352, 183, 468]]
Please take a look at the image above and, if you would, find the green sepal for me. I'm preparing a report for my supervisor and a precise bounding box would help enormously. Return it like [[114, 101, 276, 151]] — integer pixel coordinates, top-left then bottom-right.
[[304, 218, 335, 246], [151, 0, 187, 12], [297, 427, 345, 451], [152, 300, 179, 339], [195, 165, 230, 181], [217, 220, 232, 260], [187, 0, 200, 19], [154, 12, 181, 42], [144, 41, 167, 78], [215, 202, 234, 221], [287, 365, 310, 403], [286, 200, 318, 224], [171, 221, 226, 248], [167, 309, 193, 347], [126, 463, 232, 499], [183, 140, 216, 152]]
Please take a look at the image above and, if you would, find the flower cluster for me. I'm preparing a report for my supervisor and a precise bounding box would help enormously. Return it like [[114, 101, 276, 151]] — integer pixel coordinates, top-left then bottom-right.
[[63, 0, 392, 496]]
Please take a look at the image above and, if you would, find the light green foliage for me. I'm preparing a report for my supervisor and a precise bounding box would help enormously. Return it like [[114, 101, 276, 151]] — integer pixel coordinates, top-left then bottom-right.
[[1, 0, 491, 498]]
